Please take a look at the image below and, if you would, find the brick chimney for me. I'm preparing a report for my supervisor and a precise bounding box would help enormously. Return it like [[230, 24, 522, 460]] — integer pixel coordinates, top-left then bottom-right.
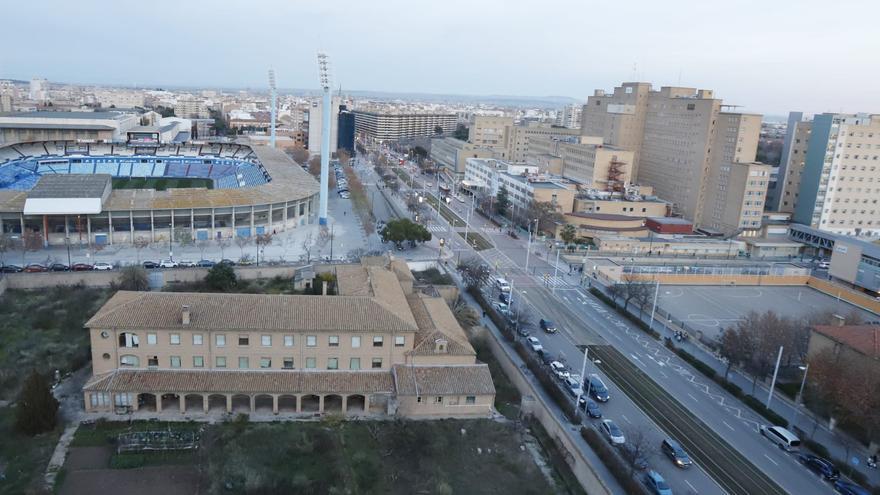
[[182, 305, 191, 325]]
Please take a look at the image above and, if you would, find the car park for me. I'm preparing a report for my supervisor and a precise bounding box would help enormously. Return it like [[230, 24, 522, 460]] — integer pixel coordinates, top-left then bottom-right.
[[93, 262, 114, 271], [142, 260, 159, 269], [600, 420, 625, 445], [526, 336, 543, 353], [586, 374, 610, 402], [549, 361, 569, 380], [643, 470, 673, 495], [71, 263, 93, 271], [759, 425, 801, 452], [578, 398, 602, 418], [1, 264, 23, 273], [798, 453, 839, 481], [160, 260, 179, 268], [49, 263, 69, 271], [539, 318, 557, 333], [661, 438, 692, 468], [24, 263, 48, 272], [834, 480, 871, 495], [196, 259, 215, 268]]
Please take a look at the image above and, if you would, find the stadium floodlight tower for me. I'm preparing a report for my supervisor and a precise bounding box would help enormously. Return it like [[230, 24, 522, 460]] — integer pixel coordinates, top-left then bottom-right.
[[316, 52, 332, 225], [268, 68, 277, 148]]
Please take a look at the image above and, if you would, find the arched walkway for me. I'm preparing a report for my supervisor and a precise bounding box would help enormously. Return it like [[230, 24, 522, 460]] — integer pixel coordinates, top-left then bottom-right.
[[301, 394, 320, 412], [160, 393, 181, 413], [184, 394, 203, 412], [369, 394, 388, 415], [207, 394, 227, 413], [347, 394, 366, 414], [231, 394, 251, 413], [137, 393, 157, 412], [324, 394, 343, 413], [254, 394, 274, 414], [278, 395, 297, 413]]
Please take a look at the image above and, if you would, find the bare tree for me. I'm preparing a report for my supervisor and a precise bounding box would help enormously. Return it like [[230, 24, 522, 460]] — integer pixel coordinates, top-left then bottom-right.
[[633, 282, 653, 318], [608, 283, 624, 305], [22, 229, 42, 252], [196, 239, 210, 261], [457, 257, 490, 290], [724, 311, 798, 394], [300, 231, 315, 263], [0, 233, 13, 265], [316, 226, 331, 253], [234, 236, 251, 260], [173, 226, 193, 247], [133, 236, 150, 263], [255, 232, 273, 265], [449, 296, 479, 330], [336, 149, 351, 166], [619, 428, 654, 476], [621, 275, 644, 312], [217, 237, 231, 260], [289, 148, 309, 165]]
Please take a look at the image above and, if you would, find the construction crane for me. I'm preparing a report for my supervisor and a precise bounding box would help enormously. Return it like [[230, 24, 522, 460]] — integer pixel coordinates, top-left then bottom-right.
[[267, 68, 277, 148], [317, 52, 331, 225]]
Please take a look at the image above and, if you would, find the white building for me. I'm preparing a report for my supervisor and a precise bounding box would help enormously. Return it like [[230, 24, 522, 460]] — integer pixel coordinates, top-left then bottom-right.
[[29, 78, 48, 102], [307, 96, 340, 155]]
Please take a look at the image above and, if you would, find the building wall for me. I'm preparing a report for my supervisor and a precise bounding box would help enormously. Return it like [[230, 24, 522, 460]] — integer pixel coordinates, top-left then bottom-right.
[[353, 111, 456, 143], [778, 120, 812, 213], [504, 124, 579, 162], [307, 96, 341, 154], [396, 394, 494, 417], [575, 198, 666, 217], [768, 112, 805, 211], [581, 82, 651, 176], [469, 115, 513, 152]]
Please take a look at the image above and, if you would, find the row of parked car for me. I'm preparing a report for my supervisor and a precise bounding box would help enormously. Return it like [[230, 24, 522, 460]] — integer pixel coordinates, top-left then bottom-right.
[[335, 164, 350, 199], [1, 262, 113, 273]]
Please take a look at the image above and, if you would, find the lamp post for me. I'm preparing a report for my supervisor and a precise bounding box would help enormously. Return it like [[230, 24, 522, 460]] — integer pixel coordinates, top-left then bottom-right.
[[524, 218, 538, 274], [65, 236, 71, 267], [792, 364, 810, 427], [649, 279, 660, 332]]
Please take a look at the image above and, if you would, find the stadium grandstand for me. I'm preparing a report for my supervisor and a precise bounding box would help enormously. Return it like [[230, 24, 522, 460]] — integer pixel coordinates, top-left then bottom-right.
[[0, 140, 318, 247]]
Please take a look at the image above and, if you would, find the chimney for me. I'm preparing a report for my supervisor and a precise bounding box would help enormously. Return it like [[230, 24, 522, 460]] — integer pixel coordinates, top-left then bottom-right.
[[182, 305, 191, 326], [832, 314, 845, 327], [322, 280, 328, 296]]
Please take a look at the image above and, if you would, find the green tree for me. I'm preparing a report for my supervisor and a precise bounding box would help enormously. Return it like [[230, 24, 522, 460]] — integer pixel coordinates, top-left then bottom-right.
[[526, 200, 563, 233], [205, 263, 237, 291], [453, 123, 469, 141], [457, 256, 490, 290], [434, 125, 444, 135], [495, 185, 511, 217], [119, 265, 149, 291], [379, 218, 432, 248], [559, 224, 577, 246], [15, 370, 59, 436]]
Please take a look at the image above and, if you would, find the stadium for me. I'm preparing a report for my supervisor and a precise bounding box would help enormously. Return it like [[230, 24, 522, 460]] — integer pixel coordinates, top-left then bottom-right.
[[0, 140, 320, 247]]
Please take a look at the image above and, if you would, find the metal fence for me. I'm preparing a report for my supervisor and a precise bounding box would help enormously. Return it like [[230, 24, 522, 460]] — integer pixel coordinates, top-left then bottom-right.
[[116, 429, 200, 453]]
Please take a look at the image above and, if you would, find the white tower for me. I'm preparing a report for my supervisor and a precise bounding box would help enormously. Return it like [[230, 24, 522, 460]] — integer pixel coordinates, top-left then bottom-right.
[[268, 69, 277, 148], [317, 52, 332, 225]]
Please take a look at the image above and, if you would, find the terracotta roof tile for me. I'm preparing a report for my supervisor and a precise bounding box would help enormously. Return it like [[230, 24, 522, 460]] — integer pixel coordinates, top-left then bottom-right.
[[393, 365, 495, 396], [813, 325, 880, 358]]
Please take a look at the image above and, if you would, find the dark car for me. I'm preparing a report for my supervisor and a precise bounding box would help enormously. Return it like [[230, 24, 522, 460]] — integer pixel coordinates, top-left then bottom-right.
[[622, 443, 650, 471], [196, 259, 215, 268], [499, 292, 510, 304], [834, 480, 871, 495], [585, 374, 610, 402], [218, 259, 236, 266], [661, 438, 693, 468], [71, 263, 93, 271], [142, 260, 159, 269], [539, 318, 557, 333], [24, 263, 48, 272], [798, 453, 839, 481], [578, 397, 602, 418], [1, 264, 23, 273], [49, 263, 69, 271]]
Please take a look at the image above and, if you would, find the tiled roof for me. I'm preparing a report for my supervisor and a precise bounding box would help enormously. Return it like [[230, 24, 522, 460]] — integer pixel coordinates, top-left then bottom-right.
[[393, 365, 495, 396], [813, 325, 880, 358], [406, 295, 474, 356], [84, 369, 394, 395], [85, 291, 418, 332]]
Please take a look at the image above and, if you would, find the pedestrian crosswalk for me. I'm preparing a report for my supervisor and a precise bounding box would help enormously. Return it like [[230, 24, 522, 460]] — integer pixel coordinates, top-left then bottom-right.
[[426, 224, 448, 233], [480, 248, 519, 272]]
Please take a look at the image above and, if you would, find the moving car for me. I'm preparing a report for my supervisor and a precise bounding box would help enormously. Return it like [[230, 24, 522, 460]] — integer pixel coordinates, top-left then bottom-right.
[[833, 480, 871, 495], [93, 262, 114, 271], [539, 318, 557, 333], [71, 263, 93, 271], [526, 336, 543, 353], [643, 470, 673, 495], [159, 260, 179, 268], [24, 263, 48, 272], [798, 453, 839, 481], [1, 264, 23, 273], [661, 438, 693, 468], [142, 260, 159, 269], [549, 361, 569, 380], [49, 263, 69, 271], [600, 420, 625, 445], [578, 398, 602, 418], [759, 425, 801, 452], [196, 259, 215, 268], [586, 374, 610, 402]]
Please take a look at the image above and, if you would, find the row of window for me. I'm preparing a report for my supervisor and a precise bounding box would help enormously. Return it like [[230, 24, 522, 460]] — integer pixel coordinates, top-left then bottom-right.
[[117, 354, 383, 370], [114, 332, 405, 349]]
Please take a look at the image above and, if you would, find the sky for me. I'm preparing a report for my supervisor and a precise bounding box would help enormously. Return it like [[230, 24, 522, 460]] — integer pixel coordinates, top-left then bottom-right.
[[2, 0, 879, 116]]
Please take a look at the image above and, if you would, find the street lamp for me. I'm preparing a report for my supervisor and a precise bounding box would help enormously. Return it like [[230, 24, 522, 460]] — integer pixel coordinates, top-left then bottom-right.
[[792, 364, 809, 427], [65, 236, 71, 267]]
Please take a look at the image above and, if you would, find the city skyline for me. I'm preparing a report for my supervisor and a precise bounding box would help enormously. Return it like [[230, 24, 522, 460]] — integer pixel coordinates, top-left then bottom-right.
[[2, 0, 878, 115]]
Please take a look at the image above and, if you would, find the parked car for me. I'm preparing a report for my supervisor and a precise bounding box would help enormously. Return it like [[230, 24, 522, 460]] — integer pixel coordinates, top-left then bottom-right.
[[661, 438, 693, 468], [93, 262, 114, 271], [159, 260, 179, 268], [71, 263, 93, 271], [494, 302, 511, 315], [178, 260, 196, 268], [1, 264, 23, 273], [622, 443, 650, 470], [142, 260, 159, 269], [834, 480, 871, 495], [798, 453, 839, 481], [49, 263, 69, 271], [643, 470, 673, 495], [578, 398, 602, 418], [196, 259, 215, 268], [564, 377, 583, 397], [759, 425, 801, 452], [218, 259, 236, 266], [600, 420, 626, 445], [549, 361, 570, 380], [499, 292, 510, 304], [539, 318, 557, 333], [818, 260, 830, 269], [586, 374, 610, 402], [526, 336, 543, 353], [238, 258, 255, 266], [24, 263, 48, 272]]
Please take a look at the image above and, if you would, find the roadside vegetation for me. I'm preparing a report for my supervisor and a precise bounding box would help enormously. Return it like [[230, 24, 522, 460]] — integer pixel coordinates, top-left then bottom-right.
[[163, 268, 337, 296], [0, 406, 61, 495]]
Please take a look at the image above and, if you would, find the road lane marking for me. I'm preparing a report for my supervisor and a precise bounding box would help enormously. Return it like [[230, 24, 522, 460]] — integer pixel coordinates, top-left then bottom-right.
[[687, 393, 699, 402], [685, 480, 696, 493], [763, 454, 779, 466], [621, 414, 631, 424], [722, 421, 735, 431], [658, 371, 668, 379]]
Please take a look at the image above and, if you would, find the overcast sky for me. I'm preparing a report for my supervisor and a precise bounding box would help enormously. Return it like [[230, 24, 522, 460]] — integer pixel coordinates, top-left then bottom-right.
[[2, 0, 878, 116]]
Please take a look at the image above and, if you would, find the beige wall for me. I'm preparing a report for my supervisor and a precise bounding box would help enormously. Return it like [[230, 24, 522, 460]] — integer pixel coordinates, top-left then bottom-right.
[[574, 198, 666, 217], [778, 121, 812, 213], [581, 82, 651, 177], [396, 394, 494, 418], [504, 124, 579, 162], [469, 115, 513, 151]]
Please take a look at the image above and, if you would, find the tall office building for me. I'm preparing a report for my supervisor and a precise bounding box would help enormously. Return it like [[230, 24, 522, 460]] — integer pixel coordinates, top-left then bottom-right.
[[307, 96, 340, 154], [29, 78, 48, 102], [789, 113, 880, 236], [351, 110, 454, 143], [581, 82, 651, 177]]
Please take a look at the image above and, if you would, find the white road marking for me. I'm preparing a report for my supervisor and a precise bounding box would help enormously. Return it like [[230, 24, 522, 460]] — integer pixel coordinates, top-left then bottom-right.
[[685, 480, 697, 492], [621, 414, 631, 424], [687, 393, 699, 402], [658, 371, 668, 379], [722, 421, 735, 431], [763, 454, 779, 466]]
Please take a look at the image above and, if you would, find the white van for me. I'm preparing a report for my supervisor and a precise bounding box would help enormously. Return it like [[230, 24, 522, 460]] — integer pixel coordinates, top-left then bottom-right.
[[759, 425, 801, 452], [495, 278, 511, 292]]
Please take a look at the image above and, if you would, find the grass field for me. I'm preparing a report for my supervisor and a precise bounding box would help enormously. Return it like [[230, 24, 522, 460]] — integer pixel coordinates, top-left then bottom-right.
[[112, 177, 214, 191], [0, 286, 112, 400], [459, 231, 493, 251], [0, 406, 62, 495]]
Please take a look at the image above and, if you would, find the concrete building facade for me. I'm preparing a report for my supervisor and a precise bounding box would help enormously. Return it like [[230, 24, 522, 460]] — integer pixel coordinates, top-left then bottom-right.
[[352, 111, 456, 143], [528, 136, 635, 190], [0, 111, 140, 145], [503, 123, 579, 162], [430, 137, 496, 177]]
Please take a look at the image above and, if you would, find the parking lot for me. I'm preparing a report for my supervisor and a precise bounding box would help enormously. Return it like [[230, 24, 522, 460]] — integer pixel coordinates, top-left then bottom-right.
[[657, 285, 878, 341]]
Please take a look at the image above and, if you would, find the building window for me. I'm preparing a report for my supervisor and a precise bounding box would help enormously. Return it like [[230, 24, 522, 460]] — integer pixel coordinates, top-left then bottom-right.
[[90, 392, 110, 408], [193, 334, 203, 346], [283, 357, 294, 369], [417, 396, 423, 403], [147, 333, 157, 345], [306, 357, 316, 369], [193, 356, 204, 368], [238, 335, 249, 346], [350, 357, 361, 370], [118, 332, 139, 348], [327, 358, 338, 370], [466, 396, 476, 405], [351, 336, 361, 348], [114, 393, 133, 406], [436, 396, 443, 404], [148, 356, 158, 367], [307, 335, 317, 347], [170, 356, 181, 368], [238, 357, 249, 369], [261, 335, 271, 347], [170, 333, 180, 345], [329, 335, 339, 347], [371, 358, 382, 369], [373, 336, 384, 347], [216, 334, 226, 347], [216, 356, 227, 368], [260, 357, 271, 368], [120, 355, 139, 367], [284, 335, 294, 347], [394, 336, 405, 347]]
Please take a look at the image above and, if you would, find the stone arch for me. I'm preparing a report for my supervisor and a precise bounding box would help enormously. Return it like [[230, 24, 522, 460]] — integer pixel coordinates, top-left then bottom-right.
[[184, 393, 204, 412], [137, 393, 157, 412], [231, 394, 251, 413], [207, 394, 227, 413], [347, 394, 366, 414], [254, 394, 274, 414], [160, 393, 181, 412], [369, 394, 389, 414], [301, 394, 320, 412], [323, 394, 343, 413], [278, 395, 297, 413]]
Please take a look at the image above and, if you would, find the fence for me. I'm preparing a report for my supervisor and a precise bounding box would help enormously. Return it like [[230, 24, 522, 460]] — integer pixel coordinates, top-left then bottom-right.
[[116, 429, 200, 453]]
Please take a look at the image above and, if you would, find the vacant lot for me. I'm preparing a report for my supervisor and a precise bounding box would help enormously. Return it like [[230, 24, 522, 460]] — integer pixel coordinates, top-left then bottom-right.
[[0, 406, 61, 495], [112, 177, 214, 190], [0, 286, 112, 400]]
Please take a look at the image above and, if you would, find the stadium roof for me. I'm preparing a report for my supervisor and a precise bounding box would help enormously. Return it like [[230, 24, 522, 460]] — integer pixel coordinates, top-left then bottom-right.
[[0, 123, 115, 130], [28, 174, 111, 199], [0, 111, 133, 120]]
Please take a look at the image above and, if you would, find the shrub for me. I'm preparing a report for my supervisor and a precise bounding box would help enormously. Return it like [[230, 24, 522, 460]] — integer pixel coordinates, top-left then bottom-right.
[[803, 439, 831, 459], [580, 427, 646, 494], [119, 265, 149, 291], [740, 395, 788, 428], [205, 264, 237, 291], [15, 369, 59, 435], [719, 379, 742, 397]]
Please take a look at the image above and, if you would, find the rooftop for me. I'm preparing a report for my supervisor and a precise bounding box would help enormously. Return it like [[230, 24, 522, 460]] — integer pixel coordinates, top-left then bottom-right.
[[813, 325, 880, 358], [0, 110, 133, 121], [28, 174, 111, 199]]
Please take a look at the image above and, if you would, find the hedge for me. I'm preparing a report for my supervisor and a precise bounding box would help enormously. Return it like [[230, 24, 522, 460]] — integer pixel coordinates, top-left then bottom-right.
[[580, 427, 648, 495]]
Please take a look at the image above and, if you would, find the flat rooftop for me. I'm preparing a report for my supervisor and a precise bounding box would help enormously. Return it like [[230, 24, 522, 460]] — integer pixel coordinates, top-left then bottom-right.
[[0, 111, 132, 120], [28, 174, 110, 199]]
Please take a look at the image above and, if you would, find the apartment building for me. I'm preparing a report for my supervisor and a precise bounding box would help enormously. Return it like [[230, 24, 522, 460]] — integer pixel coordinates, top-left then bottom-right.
[[786, 113, 880, 237], [528, 136, 635, 190], [175, 98, 210, 119], [581, 82, 651, 176], [463, 158, 537, 193], [83, 256, 495, 418], [469, 115, 514, 152], [430, 137, 496, 177], [352, 111, 456, 143], [555, 104, 582, 129], [503, 123, 579, 162], [766, 111, 805, 211]]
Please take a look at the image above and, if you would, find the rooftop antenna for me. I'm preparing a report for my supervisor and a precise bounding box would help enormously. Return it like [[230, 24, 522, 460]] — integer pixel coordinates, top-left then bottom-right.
[[268, 68, 277, 148], [317, 52, 332, 225]]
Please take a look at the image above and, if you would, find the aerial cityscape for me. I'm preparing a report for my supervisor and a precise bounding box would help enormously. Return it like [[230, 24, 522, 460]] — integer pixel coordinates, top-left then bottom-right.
[[0, 1, 879, 494]]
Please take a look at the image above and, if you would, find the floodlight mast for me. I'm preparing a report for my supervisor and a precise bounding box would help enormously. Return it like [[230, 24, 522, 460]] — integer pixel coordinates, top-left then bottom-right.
[[317, 52, 331, 225], [268, 68, 277, 148]]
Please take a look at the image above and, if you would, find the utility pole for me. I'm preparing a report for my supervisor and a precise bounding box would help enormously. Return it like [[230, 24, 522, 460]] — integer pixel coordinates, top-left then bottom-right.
[[649, 279, 660, 331], [766, 346, 784, 409], [524, 218, 535, 274], [552, 248, 561, 294], [329, 223, 334, 261], [574, 346, 589, 417]]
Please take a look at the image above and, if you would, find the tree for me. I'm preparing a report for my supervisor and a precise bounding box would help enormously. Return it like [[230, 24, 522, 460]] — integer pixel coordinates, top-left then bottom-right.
[[308, 155, 322, 177], [608, 283, 624, 305], [217, 237, 230, 260], [0, 233, 13, 265], [449, 296, 479, 330], [336, 149, 351, 166], [457, 257, 490, 290], [619, 428, 654, 476], [173, 226, 193, 247], [289, 148, 310, 165], [23, 228, 42, 252], [379, 219, 431, 248], [300, 231, 315, 263], [196, 239, 210, 261], [525, 201, 563, 233], [133, 236, 150, 263], [723, 311, 799, 394], [235, 235, 251, 259], [621, 275, 645, 312], [559, 224, 577, 246], [205, 263, 237, 291], [453, 123, 469, 141], [119, 265, 149, 291], [434, 125, 444, 136], [255, 233, 273, 265], [15, 370, 58, 436], [495, 185, 511, 217]]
